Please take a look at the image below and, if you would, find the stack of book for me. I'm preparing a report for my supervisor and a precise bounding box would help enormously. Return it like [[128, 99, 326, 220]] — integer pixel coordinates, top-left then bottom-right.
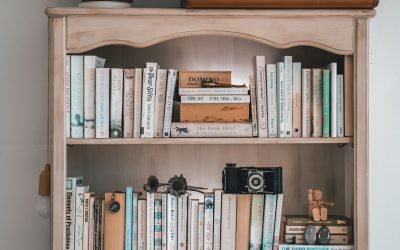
[[171, 71, 253, 138], [65, 177, 286, 250]]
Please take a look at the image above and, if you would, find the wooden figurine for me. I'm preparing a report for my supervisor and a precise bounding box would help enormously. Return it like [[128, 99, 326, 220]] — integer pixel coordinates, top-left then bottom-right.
[[308, 189, 334, 222]]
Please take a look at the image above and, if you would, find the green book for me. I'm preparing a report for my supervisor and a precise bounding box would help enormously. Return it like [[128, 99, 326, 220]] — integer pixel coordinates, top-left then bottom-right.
[[322, 69, 330, 137]]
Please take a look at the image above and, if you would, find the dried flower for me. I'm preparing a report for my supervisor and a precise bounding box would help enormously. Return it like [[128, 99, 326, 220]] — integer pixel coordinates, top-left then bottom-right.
[[167, 174, 188, 196], [143, 175, 160, 193]]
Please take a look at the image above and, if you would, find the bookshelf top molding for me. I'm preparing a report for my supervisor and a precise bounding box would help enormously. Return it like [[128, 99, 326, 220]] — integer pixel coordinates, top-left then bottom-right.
[[47, 8, 374, 55]]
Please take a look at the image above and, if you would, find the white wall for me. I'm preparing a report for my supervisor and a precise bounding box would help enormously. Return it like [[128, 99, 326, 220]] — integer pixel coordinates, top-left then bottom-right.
[[369, 0, 400, 249]]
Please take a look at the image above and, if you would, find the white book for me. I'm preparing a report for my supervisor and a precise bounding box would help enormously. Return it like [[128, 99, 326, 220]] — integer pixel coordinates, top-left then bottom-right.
[[161, 194, 168, 250], [138, 200, 147, 250], [167, 194, 178, 250], [312, 69, 323, 137], [95, 68, 110, 138], [141, 63, 158, 138], [74, 185, 89, 250], [301, 69, 312, 137], [220, 194, 236, 250], [262, 194, 277, 250], [249, 75, 258, 137], [272, 194, 284, 250], [110, 68, 124, 138], [327, 63, 338, 137], [170, 122, 253, 138], [189, 199, 199, 250], [65, 55, 71, 138], [147, 192, 155, 250], [198, 203, 205, 250], [337, 74, 344, 137], [132, 193, 139, 250], [88, 196, 95, 250], [154, 69, 168, 138], [65, 177, 83, 250], [181, 95, 250, 104], [162, 69, 178, 138], [277, 62, 285, 138], [266, 64, 278, 138], [178, 194, 188, 250], [83, 56, 106, 138], [133, 68, 143, 138], [213, 190, 222, 250], [70, 55, 84, 138], [255, 56, 268, 138], [250, 194, 264, 250], [179, 87, 248, 95], [292, 62, 302, 138], [83, 192, 94, 250], [278, 245, 353, 250], [284, 56, 293, 138], [123, 69, 135, 138], [203, 193, 214, 250]]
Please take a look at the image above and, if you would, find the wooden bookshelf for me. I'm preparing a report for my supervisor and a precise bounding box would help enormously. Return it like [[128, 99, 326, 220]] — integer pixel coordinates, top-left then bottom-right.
[[47, 7, 374, 250]]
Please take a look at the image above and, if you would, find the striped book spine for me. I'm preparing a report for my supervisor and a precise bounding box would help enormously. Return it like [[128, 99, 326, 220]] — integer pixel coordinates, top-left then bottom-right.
[[70, 55, 84, 138], [266, 64, 278, 138], [284, 56, 293, 138], [255, 56, 268, 137], [262, 194, 277, 250], [277, 62, 285, 138], [250, 194, 264, 250], [154, 194, 163, 250], [301, 69, 312, 137], [322, 69, 330, 138], [125, 187, 133, 250]]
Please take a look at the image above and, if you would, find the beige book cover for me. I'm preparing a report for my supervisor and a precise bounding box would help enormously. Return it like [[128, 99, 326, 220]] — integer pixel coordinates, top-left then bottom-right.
[[235, 194, 251, 250]]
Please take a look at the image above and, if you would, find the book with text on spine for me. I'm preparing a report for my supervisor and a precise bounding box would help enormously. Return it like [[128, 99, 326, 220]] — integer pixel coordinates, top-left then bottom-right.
[[65, 177, 84, 250], [167, 194, 178, 250], [203, 193, 214, 250], [327, 62, 338, 137], [179, 87, 248, 95], [138, 199, 147, 250], [163, 69, 178, 138], [337, 74, 344, 137], [278, 245, 353, 250], [133, 68, 143, 139], [110, 68, 124, 138], [249, 75, 258, 137], [277, 62, 285, 138], [82, 191, 93, 250], [179, 71, 231, 88], [141, 63, 159, 138], [65, 55, 71, 138], [213, 190, 223, 250], [292, 62, 302, 138], [220, 194, 237, 250], [312, 69, 323, 137], [95, 68, 110, 138], [272, 194, 283, 250], [178, 194, 188, 250], [132, 193, 139, 250], [161, 194, 167, 250], [188, 199, 199, 250], [154, 69, 168, 138], [125, 187, 133, 250], [255, 56, 268, 138], [123, 69, 135, 138], [267, 64, 278, 138], [301, 69, 311, 138], [170, 122, 253, 138], [284, 234, 349, 245], [323, 69, 331, 137], [181, 95, 250, 103], [147, 192, 155, 250], [180, 103, 249, 123], [198, 203, 205, 250], [262, 194, 277, 250], [154, 193, 163, 250], [283, 56, 293, 138], [250, 194, 264, 250], [70, 55, 84, 138]]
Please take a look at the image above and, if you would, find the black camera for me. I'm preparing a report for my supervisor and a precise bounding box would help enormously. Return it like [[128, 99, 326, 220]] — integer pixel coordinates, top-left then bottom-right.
[[222, 163, 282, 194]]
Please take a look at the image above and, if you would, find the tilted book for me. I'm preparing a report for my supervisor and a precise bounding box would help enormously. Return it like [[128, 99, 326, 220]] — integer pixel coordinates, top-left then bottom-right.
[[189, 199, 199, 250], [65, 55, 71, 138], [179, 87, 248, 95], [161, 194, 167, 250], [220, 194, 237, 250], [147, 192, 155, 250], [138, 199, 147, 250], [327, 63, 338, 137], [132, 193, 139, 250], [104, 193, 125, 250], [123, 69, 135, 138], [83, 56, 106, 138], [179, 71, 231, 88], [203, 193, 214, 250], [250, 194, 264, 250], [83, 192, 94, 250], [312, 69, 323, 137], [250, 75, 258, 137], [292, 62, 302, 138], [167, 194, 178, 250], [262, 194, 277, 250], [133, 68, 143, 139], [163, 69, 178, 138], [154, 194, 163, 250], [110, 68, 124, 138], [75, 186, 89, 250], [141, 63, 159, 138], [213, 190, 223, 250], [65, 177, 83, 250], [284, 234, 349, 245], [284, 56, 293, 138], [198, 203, 205, 250], [170, 122, 253, 138], [278, 245, 353, 250], [181, 95, 250, 104], [255, 56, 268, 138], [125, 187, 133, 250], [70, 55, 84, 138], [236, 194, 251, 250], [301, 69, 312, 137], [95, 68, 110, 138], [267, 64, 278, 138], [178, 194, 188, 250], [277, 62, 285, 138], [337, 74, 344, 137], [323, 69, 331, 137], [272, 194, 284, 250], [154, 69, 168, 138]]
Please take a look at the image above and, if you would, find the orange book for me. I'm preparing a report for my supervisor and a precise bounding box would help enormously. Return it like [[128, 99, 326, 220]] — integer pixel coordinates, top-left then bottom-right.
[[180, 103, 249, 122], [179, 71, 231, 88], [235, 194, 251, 250], [104, 193, 125, 250]]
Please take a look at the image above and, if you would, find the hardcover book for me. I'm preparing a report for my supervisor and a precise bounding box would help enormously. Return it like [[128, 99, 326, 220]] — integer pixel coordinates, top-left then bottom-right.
[[179, 71, 231, 88], [220, 194, 237, 250], [322, 69, 331, 138], [154, 69, 168, 138], [284, 56, 293, 138], [104, 192, 125, 250], [110, 68, 124, 138], [236, 194, 251, 250], [255, 56, 268, 138], [123, 69, 135, 138], [180, 103, 249, 122], [312, 69, 323, 137], [170, 122, 253, 138], [141, 62, 159, 138], [262, 194, 277, 250], [249, 75, 258, 137], [301, 69, 312, 137], [179, 87, 248, 95], [178, 194, 188, 250], [266, 64, 278, 138], [213, 190, 223, 250], [70, 55, 84, 138], [95, 68, 110, 138], [203, 193, 214, 250], [250, 194, 264, 250], [337, 74, 344, 137], [65, 55, 71, 138], [163, 69, 178, 138], [327, 63, 338, 137], [65, 177, 83, 250], [292, 62, 302, 138], [138, 200, 147, 250], [277, 62, 285, 138], [133, 68, 143, 139]]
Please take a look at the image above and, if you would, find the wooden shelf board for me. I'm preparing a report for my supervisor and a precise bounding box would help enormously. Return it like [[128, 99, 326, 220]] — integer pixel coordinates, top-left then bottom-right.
[[67, 137, 352, 145]]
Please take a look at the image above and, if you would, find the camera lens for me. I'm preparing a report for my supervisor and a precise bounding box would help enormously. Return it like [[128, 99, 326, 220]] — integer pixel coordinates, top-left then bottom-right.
[[248, 173, 264, 191]]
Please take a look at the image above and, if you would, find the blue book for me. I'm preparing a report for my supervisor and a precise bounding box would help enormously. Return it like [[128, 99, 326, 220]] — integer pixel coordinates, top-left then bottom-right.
[[154, 194, 163, 249], [125, 187, 133, 250], [262, 194, 277, 250]]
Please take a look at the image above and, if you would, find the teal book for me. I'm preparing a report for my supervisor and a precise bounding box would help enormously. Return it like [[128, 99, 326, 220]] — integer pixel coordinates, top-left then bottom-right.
[[262, 194, 277, 250], [70, 56, 84, 138], [322, 69, 330, 137], [125, 187, 133, 250]]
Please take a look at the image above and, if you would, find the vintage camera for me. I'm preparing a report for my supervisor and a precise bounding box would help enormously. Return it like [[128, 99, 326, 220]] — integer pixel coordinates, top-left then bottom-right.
[[222, 163, 282, 194]]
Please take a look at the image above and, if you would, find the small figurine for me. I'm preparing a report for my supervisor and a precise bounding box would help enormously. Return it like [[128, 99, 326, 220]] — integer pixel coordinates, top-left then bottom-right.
[[308, 189, 334, 222]]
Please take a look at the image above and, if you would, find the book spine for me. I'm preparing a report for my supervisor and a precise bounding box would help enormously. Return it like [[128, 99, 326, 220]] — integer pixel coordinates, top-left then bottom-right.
[[220, 194, 237, 250], [249, 75, 258, 137], [198, 203, 205, 250], [337, 75, 344, 137], [236, 194, 251, 250], [179, 71, 231, 88], [203, 194, 214, 250], [75, 186, 89, 250], [147, 192, 155, 250], [180, 103, 249, 123], [328, 63, 338, 137], [262, 194, 277, 250], [100, 201, 105, 250], [153, 69, 168, 138], [170, 122, 252, 138], [312, 69, 323, 137], [110, 68, 123, 138], [213, 190, 222, 250], [284, 234, 349, 245], [104, 193, 125, 250], [278, 245, 353, 250], [155, 197, 163, 250], [167, 194, 178, 250], [285, 225, 350, 235], [123, 69, 135, 138], [132, 193, 139, 250], [125, 187, 133, 250], [188, 200, 192, 250], [163, 69, 178, 138], [95, 68, 110, 138], [272, 194, 284, 250], [65, 178, 76, 250], [65, 55, 71, 138], [284, 56, 293, 138], [181, 95, 250, 104], [94, 199, 101, 250], [292, 62, 302, 138], [250, 194, 264, 250], [88, 197, 95, 250], [267, 64, 278, 138], [161, 194, 167, 250], [133, 68, 143, 139], [255, 56, 268, 137], [138, 200, 147, 250], [141, 63, 158, 138], [178, 194, 188, 250], [70, 55, 84, 138], [323, 69, 331, 137], [277, 62, 285, 138], [189, 200, 199, 250], [83, 193, 91, 250], [301, 69, 312, 137], [179, 87, 248, 95]]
